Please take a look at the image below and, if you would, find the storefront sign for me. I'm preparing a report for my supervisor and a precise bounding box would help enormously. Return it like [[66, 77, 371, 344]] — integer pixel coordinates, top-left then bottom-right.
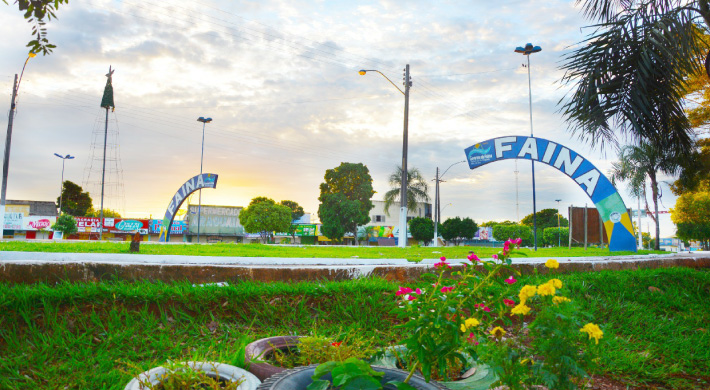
[[76, 217, 102, 233], [294, 224, 317, 236], [103, 219, 149, 234], [187, 205, 243, 235], [3, 212, 23, 230], [149, 219, 186, 234], [24, 216, 56, 231]]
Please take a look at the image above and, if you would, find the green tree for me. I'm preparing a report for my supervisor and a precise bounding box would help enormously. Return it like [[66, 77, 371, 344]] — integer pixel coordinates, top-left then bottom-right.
[[559, 0, 704, 156], [671, 189, 710, 249], [57, 181, 93, 217], [238, 197, 291, 244], [85, 208, 121, 218], [383, 166, 430, 217], [280, 200, 305, 244], [492, 224, 533, 247], [318, 163, 375, 245], [672, 139, 710, 195], [4, 0, 68, 55], [440, 217, 477, 246], [543, 227, 570, 247], [409, 217, 434, 245], [521, 208, 568, 245], [51, 214, 77, 236], [609, 143, 680, 250]]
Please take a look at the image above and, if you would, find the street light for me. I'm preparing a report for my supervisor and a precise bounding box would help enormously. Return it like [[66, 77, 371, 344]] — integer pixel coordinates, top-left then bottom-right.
[[359, 66, 412, 248], [515, 42, 542, 251], [555, 199, 562, 247], [433, 160, 466, 247], [196, 116, 212, 244], [1, 52, 36, 240], [54, 153, 75, 215]]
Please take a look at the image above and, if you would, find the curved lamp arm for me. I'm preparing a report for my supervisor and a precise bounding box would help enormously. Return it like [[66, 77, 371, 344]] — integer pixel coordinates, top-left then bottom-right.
[[359, 69, 404, 95]]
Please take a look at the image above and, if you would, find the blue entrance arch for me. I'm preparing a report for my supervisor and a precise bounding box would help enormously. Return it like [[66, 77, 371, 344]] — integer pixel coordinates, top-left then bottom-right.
[[158, 173, 219, 242], [464, 136, 636, 252]]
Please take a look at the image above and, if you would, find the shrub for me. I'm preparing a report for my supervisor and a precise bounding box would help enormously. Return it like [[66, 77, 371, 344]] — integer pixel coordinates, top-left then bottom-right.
[[543, 227, 569, 247], [492, 224, 532, 246]]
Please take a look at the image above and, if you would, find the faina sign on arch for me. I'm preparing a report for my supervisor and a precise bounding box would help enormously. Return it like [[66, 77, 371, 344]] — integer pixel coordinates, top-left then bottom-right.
[[464, 136, 637, 252], [158, 173, 218, 242]]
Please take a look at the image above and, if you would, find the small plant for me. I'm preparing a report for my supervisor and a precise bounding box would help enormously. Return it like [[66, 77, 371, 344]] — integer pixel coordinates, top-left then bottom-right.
[[123, 360, 245, 390], [268, 335, 377, 368], [51, 214, 78, 236], [308, 357, 416, 390]]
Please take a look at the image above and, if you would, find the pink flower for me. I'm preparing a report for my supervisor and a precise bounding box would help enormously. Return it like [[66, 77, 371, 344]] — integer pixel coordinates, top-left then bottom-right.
[[503, 299, 515, 307], [434, 260, 452, 269], [492, 254, 498, 260], [504, 276, 517, 285], [441, 286, 454, 293], [432, 282, 439, 288], [514, 238, 522, 245], [503, 241, 510, 253], [407, 295, 417, 301], [474, 303, 491, 312], [440, 256, 446, 261], [467, 253, 481, 262], [396, 286, 413, 296], [466, 332, 479, 345], [415, 288, 422, 295]]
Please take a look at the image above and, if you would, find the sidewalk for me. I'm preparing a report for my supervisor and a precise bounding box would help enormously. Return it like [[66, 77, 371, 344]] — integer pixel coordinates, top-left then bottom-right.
[[2, 251, 709, 284]]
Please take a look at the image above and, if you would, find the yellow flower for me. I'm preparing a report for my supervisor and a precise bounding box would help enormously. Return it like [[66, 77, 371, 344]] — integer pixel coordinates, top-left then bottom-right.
[[511, 303, 531, 315], [518, 285, 537, 303], [460, 317, 480, 332], [490, 326, 506, 338], [537, 282, 556, 296], [545, 259, 559, 269], [28, 52, 36, 58], [580, 323, 604, 344], [552, 296, 571, 305], [548, 278, 563, 288]]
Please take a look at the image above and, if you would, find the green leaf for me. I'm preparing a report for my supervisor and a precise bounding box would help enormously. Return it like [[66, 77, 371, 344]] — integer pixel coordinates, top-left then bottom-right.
[[312, 361, 339, 380], [306, 379, 331, 390], [386, 381, 418, 390], [342, 375, 382, 390]]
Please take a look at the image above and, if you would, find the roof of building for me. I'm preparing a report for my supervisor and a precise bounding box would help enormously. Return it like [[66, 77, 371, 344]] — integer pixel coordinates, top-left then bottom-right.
[[6, 200, 58, 217]]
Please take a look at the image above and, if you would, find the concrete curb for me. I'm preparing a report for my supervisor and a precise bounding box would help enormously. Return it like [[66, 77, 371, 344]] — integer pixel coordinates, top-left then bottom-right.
[[1, 251, 709, 284]]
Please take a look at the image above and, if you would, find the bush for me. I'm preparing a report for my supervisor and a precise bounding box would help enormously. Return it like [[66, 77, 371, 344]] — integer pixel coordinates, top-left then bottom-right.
[[51, 214, 78, 235], [543, 227, 569, 247], [409, 217, 434, 245], [492, 224, 533, 246]]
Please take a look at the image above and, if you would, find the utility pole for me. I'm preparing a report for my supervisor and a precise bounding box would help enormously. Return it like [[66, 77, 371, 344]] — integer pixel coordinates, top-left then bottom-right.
[[0, 75, 18, 240], [398, 64, 411, 248], [99, 66, 116, 241]]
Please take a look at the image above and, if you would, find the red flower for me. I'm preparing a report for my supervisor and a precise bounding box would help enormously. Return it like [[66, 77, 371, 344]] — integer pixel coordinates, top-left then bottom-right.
[[466, 332, 479, 345], [396, 286, 413, 296], [504, 276, 517, 285], [434, 259, 452, 269], [467, 253, 481, 262], [441, 286, 454, 293], [331, 341, 342, 347], [503, 299, 515, 307]]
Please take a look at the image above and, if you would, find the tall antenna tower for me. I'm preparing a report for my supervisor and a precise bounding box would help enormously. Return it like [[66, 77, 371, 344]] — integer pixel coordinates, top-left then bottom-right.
[[82, 110, 125, 217]]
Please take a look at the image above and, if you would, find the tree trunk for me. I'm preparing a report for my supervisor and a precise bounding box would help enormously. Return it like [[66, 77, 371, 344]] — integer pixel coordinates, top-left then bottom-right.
[[650, 173, 661, 251], [354, 227, 359, 246]]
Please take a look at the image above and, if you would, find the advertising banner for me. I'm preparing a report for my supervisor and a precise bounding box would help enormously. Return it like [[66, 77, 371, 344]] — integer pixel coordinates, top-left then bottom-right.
[[103, 219, 150, 234], [474, 227, 493, 241], [149, 219, 187, 234], [3, 212, 23, 230], [23, 216, 56, 231], [294, 224, 317, 236], [187, 205, 243, 235], [76, 217, 102, 233]]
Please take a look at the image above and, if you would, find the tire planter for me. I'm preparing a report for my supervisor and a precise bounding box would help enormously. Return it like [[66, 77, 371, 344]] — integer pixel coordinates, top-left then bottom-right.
[[244, 335, 302, 381], [369, 346, 498, 390], [257, 364, 449, 390], [124, 361, 261, 390]]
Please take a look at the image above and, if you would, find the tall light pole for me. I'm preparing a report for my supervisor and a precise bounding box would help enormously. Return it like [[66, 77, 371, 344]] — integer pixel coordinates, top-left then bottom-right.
[[1, 52, 36, 240], [359, 66, 412, 248], [555, 199, 562, 247], [433, 160, 466, 247], [54, 153, 75, 215], [196, 116, 212, 244], [515, 42, 542, 251]]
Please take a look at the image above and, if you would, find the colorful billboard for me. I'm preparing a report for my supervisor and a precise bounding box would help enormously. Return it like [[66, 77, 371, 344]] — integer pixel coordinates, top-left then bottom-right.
[[149, 219, 187, 234], [187, 205, 243, 235], [3, 212, 23, 230], [76, 217, 102, 233], [102, 218, 149, 234]]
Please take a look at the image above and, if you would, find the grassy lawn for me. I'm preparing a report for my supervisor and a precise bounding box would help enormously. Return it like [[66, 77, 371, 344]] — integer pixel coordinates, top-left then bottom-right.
[[1, 267, 708, 389], [0, 241, 666, 261]]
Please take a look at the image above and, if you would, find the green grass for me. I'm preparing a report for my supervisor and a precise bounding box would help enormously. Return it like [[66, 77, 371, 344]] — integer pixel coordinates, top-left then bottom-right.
[[0, 241, 665, 261], [2, 268, 708, 389]]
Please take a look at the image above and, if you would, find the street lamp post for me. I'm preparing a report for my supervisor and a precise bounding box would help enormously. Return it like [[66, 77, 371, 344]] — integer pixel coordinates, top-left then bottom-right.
[[1, 52, 36, 240], [433, 160, 466, 247], [196, 116, 212, 244], [359, 66, 412, 248], [555, 199, 562, 247], [515, 42, 542, 251], [54, 153, 75, 215]]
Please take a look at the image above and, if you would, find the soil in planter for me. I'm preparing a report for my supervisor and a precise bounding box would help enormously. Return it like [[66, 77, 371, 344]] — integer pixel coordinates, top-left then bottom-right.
[[154, 375, 232, 390], [265, 336, 376, 369], [393, 356, 468, 382]]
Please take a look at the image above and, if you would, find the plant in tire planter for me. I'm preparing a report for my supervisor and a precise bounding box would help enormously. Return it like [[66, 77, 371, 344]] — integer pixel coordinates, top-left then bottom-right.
[[123, 361, 260, 390], [392, 240, 604, 389]]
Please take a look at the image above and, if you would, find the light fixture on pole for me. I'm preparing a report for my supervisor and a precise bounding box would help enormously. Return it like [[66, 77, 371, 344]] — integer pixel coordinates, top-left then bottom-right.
[[515, 42, 541, 251], [54, 153, 75, 215], [359, 66, 412, 248], [555, 199, 562, 247], [196, 116, 212, 244], [433, 160, 466, 247], [1, 52, 36, 240]]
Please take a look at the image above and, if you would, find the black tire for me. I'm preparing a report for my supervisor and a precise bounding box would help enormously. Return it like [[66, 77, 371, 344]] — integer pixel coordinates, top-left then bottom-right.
[[257, 364, 449, 390], [245, 335, 302, 381]]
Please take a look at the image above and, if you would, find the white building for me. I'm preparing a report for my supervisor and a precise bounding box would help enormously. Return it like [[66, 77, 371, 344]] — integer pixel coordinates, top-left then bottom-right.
[[369, 200, 432, 226]]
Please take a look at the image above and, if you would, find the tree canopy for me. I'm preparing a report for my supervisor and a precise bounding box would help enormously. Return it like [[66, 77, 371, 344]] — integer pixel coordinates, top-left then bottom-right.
[[440, 217, 477, 246], [238, 197, 291, 244], [409, 217, 434, 245], [280, 200, 305, 244], [383, 166, 430, 217], [57, 181, 93, 217], [4, 0, 68, 55], [521, 209, 568, 230], [318, 162, 374, 244], [671, 189, 710, 248]]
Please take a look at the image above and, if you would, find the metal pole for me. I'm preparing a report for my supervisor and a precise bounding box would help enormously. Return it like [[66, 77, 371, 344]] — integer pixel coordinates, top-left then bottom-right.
[[0, 74, 18, 240], [197, 121, 206, 244], [527, 54, 538, 251], [584, 204, 588, 250], [637, 196, 642, 250], [557, 203, 561, 247], [58, 159, 66, 214], [398, 64, 410, 248], [433, 167, 439, 247], [100, 107, 108, 241]]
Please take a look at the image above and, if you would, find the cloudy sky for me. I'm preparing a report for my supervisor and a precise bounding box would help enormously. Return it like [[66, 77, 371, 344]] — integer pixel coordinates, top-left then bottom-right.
[[0, 0, 678, 238]]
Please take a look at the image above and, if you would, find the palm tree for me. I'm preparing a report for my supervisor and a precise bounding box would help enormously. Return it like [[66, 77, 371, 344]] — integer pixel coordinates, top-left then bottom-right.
[[559, 0, 706, 156], [609, 143, 680, 250], [383, 166, 430, 217]]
